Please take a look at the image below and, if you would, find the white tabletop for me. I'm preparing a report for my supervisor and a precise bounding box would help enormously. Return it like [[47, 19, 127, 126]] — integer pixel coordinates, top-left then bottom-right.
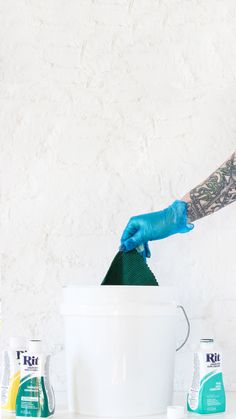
[[48, 392, 235, 419], [2, 392, 234, 419]]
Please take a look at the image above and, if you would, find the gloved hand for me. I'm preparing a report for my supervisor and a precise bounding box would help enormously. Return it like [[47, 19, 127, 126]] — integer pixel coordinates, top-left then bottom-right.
[[120, 200, 194, 257]]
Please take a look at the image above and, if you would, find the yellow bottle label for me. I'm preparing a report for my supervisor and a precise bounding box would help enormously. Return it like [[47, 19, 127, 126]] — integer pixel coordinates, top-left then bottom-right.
[[1, 371, 20, 411]]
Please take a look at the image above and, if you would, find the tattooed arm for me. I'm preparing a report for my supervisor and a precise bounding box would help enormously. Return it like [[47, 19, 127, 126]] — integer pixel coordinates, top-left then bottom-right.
[[121, 151, 236, 257], [182, 151, 236, 223]]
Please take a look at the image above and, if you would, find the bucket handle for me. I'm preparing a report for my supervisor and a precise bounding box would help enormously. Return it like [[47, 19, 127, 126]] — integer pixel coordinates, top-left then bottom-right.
[[176, 305, 190, 352]]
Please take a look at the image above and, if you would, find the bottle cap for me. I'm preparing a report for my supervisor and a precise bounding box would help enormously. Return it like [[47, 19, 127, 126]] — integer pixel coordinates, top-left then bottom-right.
[[10, 336, 27, 350], [200, 338, 214, 343], [167, 405, 185, 419], [29, 339, 42, 352]]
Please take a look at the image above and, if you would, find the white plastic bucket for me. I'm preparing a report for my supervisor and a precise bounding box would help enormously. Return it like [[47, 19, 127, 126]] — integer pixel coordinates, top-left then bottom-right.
[[61, 286, 189, 416]]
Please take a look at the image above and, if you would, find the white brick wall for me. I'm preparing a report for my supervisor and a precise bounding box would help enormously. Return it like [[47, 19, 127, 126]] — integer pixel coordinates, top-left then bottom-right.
[[1, 0, 236, 403]]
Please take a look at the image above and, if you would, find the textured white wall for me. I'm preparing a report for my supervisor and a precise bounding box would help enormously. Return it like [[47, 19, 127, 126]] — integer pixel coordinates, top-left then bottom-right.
[[1, 0, 236, 404]]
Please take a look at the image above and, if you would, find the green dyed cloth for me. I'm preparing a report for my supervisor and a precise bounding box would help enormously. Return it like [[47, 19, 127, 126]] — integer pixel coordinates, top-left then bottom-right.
[[101, 250, 158, 286]]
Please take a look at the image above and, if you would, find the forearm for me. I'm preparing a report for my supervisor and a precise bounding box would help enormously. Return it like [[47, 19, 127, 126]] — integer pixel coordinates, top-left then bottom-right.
[[182, 151, 236, 223]]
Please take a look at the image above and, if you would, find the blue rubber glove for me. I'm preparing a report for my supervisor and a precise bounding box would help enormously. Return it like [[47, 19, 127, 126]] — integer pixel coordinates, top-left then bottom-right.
[[120, 200, 194, 257]]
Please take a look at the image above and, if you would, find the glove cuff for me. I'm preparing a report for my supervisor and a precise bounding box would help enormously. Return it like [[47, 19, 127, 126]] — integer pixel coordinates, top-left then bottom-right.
[[170, 200, 194, 234]]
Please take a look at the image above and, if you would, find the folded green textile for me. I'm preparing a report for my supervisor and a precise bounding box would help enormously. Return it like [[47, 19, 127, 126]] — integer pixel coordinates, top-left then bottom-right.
[[101, 250, 158, 286]]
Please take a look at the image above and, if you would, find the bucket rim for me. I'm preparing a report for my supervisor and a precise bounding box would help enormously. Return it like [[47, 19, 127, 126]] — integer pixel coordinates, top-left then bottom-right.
[[62, 285, 176, 289]]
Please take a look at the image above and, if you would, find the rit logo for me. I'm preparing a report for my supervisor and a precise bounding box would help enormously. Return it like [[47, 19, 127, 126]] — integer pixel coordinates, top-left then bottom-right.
[[206, 353, 220, 363], [23, 355, 39, 366]]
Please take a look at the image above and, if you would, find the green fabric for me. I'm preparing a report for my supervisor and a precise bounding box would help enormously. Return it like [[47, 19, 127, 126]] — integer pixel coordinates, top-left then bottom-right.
[[101, 250, 158, 286]]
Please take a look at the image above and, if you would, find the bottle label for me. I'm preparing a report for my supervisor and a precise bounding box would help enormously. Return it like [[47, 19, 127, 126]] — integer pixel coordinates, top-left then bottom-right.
[[1, 350, 26, 412], [187, 351, 226, 414], [16, 354, 55, 418]]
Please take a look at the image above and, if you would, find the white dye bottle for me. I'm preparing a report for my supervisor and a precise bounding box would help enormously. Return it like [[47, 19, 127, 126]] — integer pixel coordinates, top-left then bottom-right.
[[187, 338, 226, 414]]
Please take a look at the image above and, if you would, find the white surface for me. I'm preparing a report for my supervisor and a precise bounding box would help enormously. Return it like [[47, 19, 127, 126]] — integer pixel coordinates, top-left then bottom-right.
[[63, 286, 182, 415], [28, 392, 236, 419], [1, 0, 236, 401], [167, 406, 185, 419]]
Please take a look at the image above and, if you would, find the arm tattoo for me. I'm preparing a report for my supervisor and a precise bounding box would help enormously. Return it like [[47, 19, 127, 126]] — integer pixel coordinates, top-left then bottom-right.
[[187, 151, 236, 222]]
